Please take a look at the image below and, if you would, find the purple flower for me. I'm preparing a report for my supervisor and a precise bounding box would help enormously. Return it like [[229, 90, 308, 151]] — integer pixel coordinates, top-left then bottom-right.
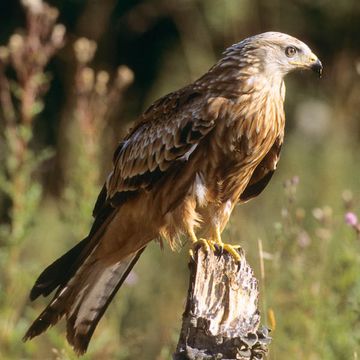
[[291, 176, 300, 186], [345, 212, 358, 227]]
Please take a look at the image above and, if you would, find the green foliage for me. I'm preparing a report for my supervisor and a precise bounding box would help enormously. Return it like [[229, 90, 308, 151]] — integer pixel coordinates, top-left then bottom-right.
[[237, 136, 360, 360]]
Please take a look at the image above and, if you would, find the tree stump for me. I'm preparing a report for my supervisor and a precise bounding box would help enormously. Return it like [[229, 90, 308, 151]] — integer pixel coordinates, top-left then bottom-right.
[[174, 247, 271, 360]]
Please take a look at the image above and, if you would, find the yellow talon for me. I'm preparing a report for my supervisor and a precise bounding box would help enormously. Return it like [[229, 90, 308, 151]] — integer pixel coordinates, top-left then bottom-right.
[[189, 238, 216, 257], [222, 244, 242, 262], [202, 238, 217, 252], [213, 226, 242, 262], [188, 228, 242, 262], [188, 231, 216, 259]]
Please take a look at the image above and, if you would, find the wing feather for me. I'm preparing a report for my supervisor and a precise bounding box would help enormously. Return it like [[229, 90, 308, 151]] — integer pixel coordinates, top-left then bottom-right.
[[106, 87, 220, 199], [239, 136, 283, 201]]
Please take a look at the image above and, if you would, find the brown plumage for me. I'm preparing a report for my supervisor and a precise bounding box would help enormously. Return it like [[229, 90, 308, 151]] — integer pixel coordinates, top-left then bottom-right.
[[24, 32, 322, 355]]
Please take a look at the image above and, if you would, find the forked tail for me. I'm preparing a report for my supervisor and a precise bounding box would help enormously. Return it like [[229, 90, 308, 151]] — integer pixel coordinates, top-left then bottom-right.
[[23, 243, 145, 355]]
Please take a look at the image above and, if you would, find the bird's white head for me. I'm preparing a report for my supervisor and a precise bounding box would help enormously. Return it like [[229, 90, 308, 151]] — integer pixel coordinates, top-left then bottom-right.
[[226, 32, 322, 79]]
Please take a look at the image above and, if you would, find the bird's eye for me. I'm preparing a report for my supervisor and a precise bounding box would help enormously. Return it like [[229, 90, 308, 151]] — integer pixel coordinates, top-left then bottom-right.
[[285, 46, 297, 58]]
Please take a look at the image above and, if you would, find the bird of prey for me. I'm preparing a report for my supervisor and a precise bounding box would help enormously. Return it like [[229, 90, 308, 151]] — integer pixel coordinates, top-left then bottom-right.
[[24, 32, 322, 354]]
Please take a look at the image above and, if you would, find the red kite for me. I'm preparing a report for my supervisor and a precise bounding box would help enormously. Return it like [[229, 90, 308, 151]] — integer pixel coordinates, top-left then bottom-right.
[[24, 32, 322, 354]]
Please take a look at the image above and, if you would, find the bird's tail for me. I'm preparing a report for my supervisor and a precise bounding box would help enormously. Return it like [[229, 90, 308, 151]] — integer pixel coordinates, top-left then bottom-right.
[[23, 241, 145, 355]]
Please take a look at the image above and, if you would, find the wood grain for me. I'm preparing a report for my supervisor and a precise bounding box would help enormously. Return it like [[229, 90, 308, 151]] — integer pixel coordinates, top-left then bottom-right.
[[174, 247, 271, 360]]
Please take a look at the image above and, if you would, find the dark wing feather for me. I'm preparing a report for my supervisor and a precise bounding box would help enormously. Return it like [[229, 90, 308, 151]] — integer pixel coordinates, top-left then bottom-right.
[[92, 184, 107, 218], [28, 204, 116, 301], [240, 137, 283, 201], [29, 237, 90, 301], [92, 89, 210, 213], [106, 87, 219, 200]]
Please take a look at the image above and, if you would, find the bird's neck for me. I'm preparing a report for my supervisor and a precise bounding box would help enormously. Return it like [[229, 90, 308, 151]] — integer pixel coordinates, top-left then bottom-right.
[[198, 62, 286, 103], [231, 72, 286, 143], [254, 73, 286, 103]]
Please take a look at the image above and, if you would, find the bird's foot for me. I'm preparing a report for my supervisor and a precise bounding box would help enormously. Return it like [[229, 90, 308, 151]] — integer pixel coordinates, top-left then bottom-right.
[[188, 230, 242, 262], [213, 228, 243, 262], [219, 243, 243, 262], [189, 238, 216, 259]]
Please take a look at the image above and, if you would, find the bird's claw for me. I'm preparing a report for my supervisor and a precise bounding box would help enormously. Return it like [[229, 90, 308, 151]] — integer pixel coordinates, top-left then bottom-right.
[[189, 238, 216, 260], [220, 243, 243, 262], [189, 239, 242, 263], [211, 227, 243, 262], [188, 230, 242, 262]]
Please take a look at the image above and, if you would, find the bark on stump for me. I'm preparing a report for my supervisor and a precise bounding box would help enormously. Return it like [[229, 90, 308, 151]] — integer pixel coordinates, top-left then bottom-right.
[[174, 247, 271, 360]]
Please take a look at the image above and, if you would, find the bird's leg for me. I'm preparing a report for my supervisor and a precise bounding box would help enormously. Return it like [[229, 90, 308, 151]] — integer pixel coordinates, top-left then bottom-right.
[[188, 229, 216, 259], [213, 226, 242, 262]]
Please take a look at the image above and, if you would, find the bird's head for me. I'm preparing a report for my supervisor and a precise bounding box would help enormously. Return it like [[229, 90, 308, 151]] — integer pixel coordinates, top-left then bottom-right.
[[226, 32, 322, 79]]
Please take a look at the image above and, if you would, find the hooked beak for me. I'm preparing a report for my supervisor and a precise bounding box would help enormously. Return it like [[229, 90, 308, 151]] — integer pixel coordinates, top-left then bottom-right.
[[309, 53, 323, 77], [290, 52, 323, 78]]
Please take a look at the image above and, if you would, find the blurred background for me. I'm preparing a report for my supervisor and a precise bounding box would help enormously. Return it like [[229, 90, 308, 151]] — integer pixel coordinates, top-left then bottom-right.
[[0, 0, 359, 359]]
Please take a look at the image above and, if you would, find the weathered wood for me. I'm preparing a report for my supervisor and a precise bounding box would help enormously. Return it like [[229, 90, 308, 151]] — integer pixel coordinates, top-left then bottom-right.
[[174, 247, 271, 360]]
